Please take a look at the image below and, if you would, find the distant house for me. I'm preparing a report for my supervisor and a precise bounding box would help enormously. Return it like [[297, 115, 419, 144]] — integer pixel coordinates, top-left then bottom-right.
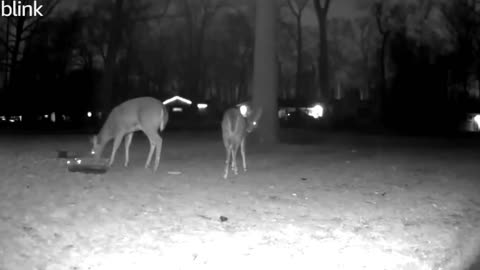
[[162, 95, 215, 128], [162, 95, 193, 110]]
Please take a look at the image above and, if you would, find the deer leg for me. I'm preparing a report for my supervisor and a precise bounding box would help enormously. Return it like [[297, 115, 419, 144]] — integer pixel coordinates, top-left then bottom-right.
[[240, 138, 247, 172], [109, 135, 123, 167], [153, 135, 163, 172], [224, 144, 231, 179], [232, 143, 239, 175], [230, 143, 236, 171], [145, 140, 155, 169], [144, 130, 160, 170], [124, 132, 133, 167]]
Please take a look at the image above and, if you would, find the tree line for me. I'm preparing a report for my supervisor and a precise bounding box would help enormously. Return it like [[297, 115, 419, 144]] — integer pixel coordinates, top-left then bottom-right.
[[0, 0, 479, 131]]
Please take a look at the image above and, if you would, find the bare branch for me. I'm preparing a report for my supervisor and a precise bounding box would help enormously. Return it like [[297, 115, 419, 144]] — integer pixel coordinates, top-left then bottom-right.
[[279, 18, 297, 41], [0, 37, 15, 54], [21, 0, 62, 37], [287, 0, 300, 17], [325, 0, 331, 12], [313, 0, 329, 17], [374, 2, 387, 35]]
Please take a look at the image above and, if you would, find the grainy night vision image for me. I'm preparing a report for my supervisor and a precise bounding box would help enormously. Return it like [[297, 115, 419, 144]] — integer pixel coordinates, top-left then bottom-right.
[[0, 0, 479, 269]]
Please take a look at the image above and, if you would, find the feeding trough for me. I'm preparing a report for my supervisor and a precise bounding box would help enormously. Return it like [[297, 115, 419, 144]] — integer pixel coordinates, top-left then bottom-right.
[[67, 157, 109, 174]]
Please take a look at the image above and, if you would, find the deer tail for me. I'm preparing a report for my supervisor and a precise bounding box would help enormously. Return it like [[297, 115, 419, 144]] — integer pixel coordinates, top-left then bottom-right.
[[159, 106, 169, 133]]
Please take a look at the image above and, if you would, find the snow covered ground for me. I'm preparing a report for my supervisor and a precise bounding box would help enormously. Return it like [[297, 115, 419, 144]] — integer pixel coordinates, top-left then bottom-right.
[[0, 131, 479, 270]]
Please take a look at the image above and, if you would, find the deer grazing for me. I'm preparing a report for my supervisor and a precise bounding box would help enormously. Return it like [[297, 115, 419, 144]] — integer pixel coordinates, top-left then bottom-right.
[[91, 97, 169, 172], [221, 104, 262, 179]]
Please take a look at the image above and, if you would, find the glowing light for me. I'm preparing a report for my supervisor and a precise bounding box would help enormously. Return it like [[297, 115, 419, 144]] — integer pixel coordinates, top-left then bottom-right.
[[0, 116, 5, 121], [87, 111, 92, 118], [473, 114, 480, 129], [308, 104, 324, 119], [197, 103, 208, 110], [44, 114, 49, 119], [67, 160, 71, 165], [239, 105, 248, 117], [76, 159, 82, 164], [163, 95, 192, 105], [172, 107, 183, 112]]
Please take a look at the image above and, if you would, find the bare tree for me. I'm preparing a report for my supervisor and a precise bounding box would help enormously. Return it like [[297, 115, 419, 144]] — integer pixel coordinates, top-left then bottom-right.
[[98, 0, 124, 113], [283, 0, 310, 100], [354, 17, 377, 97], [312, 0, 331, 100], [206, 9, 254, 105], [176, 0, 225, 99], [0, 0, 61, 91], [92, 0, 172, 114], [373, 1, 393, 117], [440, 0, 480, 93]]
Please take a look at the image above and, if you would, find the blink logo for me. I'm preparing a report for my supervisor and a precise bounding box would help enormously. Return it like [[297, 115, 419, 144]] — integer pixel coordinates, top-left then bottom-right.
[[1, 1, 43, 17]]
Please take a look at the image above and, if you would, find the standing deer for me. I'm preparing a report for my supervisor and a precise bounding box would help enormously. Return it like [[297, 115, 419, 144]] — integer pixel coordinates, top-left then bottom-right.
[[91, 97, 169, 172], [221, 105, 262, 179]]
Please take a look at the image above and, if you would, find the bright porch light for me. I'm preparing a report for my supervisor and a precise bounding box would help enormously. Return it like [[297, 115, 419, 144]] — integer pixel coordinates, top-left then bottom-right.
[[197, 103, 208, 110], [308, 104, 324, 119]]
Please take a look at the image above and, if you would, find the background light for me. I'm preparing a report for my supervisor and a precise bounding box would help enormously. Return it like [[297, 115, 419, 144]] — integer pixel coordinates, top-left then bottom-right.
[[197, 103, 208, 110], [308, 104, 324, 119], [473, 114, 480, 129]]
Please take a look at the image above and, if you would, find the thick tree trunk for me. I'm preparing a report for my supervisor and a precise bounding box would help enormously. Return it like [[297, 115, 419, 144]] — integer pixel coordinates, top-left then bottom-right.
[[252, 0, 278, 145]]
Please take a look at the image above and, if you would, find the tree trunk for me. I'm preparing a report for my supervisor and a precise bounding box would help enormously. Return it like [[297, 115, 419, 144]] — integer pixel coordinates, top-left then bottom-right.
[[9, 16, 26, 91], [3, 15, 11, 91], [252, 0, 278, 145], [98, 0, 124, 115], [378, 32, 389, 120], [295, 15, 303, 100], [313, 0, 331, 101], [317, 13, 329, 100]]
